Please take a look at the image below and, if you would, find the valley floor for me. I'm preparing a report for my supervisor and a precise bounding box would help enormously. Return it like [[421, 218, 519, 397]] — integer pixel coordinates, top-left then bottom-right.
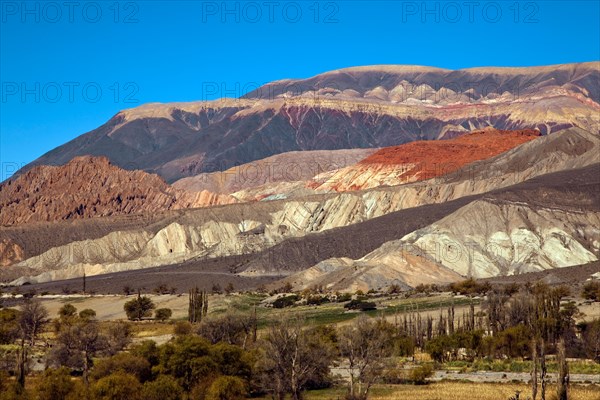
[[254, 383, 600, 400]]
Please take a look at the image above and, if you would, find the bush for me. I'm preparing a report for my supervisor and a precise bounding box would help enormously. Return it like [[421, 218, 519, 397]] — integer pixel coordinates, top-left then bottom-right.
[[174, 321, 192, 336], [155, 308, 172, 321], [410, 364, 434, 385], [205, 376, 247, 400], [273, 295, 299, 308], [130, 340, 160, 366], [449, 279, 490, 296], [78, 309, 96, 320], [336, 292, 352, 302], [92, 372, 142, 400], [141, 375, 183, 400], [343, 300, 377, 311], [582, 281, 600, 301], [91, 353, 152, 383], [35, 367, 75, 400], [0, 308, 19, 344]]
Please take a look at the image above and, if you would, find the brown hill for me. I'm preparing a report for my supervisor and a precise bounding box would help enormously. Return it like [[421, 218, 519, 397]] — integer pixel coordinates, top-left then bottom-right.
[[0, 156, 235, 226]]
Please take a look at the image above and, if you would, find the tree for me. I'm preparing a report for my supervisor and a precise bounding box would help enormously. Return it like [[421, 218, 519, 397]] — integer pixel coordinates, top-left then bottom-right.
[[197, 312, 256, 348], [141, 375, 183, 400], [188, 287, 208, 323], [124, 294, 155, 321], [35, 367, 75, 400], [338, 316, 393, 400], [15, 300, 49, 390], [19, 300, 49, 346], [582, 281, 600, 301], [92, 372, 142, 400], [205, 376, 247, 400], [0, 309, 19, 344], [579, 319, 600, 362], [91, 353, 151, 383], [557, 337, 570, 400], [58, 304, 77, 319], [224, 282, 235, 295], [48, 315, 108, 385], [260, 317, 335, 400], [155, 308, 173, 321], [105, 321, 133, 356]]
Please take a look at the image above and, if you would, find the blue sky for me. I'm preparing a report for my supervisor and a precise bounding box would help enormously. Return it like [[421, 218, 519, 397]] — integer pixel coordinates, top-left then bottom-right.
[[1, 0, 599, 179]]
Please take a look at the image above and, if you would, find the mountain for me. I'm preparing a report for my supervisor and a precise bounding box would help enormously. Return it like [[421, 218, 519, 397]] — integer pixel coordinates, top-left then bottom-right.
[[271, 163, 600, 292], [15, 62, 599, 183], [0, 156, 235, 226], [2, 63, 600, 291], [3, 127, 597, 286]]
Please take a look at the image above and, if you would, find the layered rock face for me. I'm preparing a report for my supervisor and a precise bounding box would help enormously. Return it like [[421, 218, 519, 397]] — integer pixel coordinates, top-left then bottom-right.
[[311, 129, 541, 192], [3, 127, 598, 285], [15, 63, 599, 182], [276, 162, 600, 292], [0, 156, 235, 226], [2, 63, 599, 290], [173, 148, 376, 195]]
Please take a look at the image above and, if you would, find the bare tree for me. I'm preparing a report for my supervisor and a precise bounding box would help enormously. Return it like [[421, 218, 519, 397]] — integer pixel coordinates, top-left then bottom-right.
[[48, 314, 109, 386], [531, 338, 538, 400], [260, 317, 335, 400], [338, 316, 393, 400], [557, 337, 570, 400], [19, 299, 49, 347], [197, 311, 256, 348]]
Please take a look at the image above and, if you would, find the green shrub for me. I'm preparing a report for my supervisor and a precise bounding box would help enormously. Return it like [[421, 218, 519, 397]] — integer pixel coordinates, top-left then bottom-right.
[[91, 353, 152, 383], [410, 364, 434, 385], [92, 372, 142, 400], [273, 295, 299, 308], [155, 308, 173, 321], [124, 296, 155, 321], [205, 376, 247, 400], [343, 300, 376, 311], [35, 367, 74, 400], [141, 375, 183, 400]]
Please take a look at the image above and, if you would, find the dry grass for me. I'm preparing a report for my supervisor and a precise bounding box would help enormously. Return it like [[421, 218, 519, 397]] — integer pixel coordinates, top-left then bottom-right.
[[285, 383, 600, 400]]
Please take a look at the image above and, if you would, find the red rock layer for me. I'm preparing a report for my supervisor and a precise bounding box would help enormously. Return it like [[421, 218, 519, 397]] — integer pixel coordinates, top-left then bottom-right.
[[360, 129, 541, 179], [0, 156, 235, 226]]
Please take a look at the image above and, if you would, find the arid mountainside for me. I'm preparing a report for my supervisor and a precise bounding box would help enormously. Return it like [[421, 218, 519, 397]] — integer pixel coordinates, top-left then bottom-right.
[[15, 63, 599, 182], [310, 129, 540, 192], [172, 148, 375, 195], [0, 156, 235, 226], [273, 163, 600, 292], [0, 129, 540, 226], [3, 127, 598, 286], [2, 63, 599, 290]]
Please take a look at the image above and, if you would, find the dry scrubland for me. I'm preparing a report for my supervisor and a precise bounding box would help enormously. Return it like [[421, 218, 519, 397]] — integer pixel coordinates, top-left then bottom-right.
[[257, 383, 600, 400], [31, 292, 600, 326]]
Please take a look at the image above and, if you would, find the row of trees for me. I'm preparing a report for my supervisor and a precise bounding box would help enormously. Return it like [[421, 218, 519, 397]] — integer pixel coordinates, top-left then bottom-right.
[[1, 280, 598, 400]]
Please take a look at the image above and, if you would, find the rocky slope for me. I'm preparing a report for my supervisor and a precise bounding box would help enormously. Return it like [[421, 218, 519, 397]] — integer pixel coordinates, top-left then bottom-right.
[[173, 148, 375, 194], [311, 129, 541, 192], [0, 156, 235, 226], [3, 127, 597, 285], [277, 163, 600, 291], [14, 63, 599, 182]]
